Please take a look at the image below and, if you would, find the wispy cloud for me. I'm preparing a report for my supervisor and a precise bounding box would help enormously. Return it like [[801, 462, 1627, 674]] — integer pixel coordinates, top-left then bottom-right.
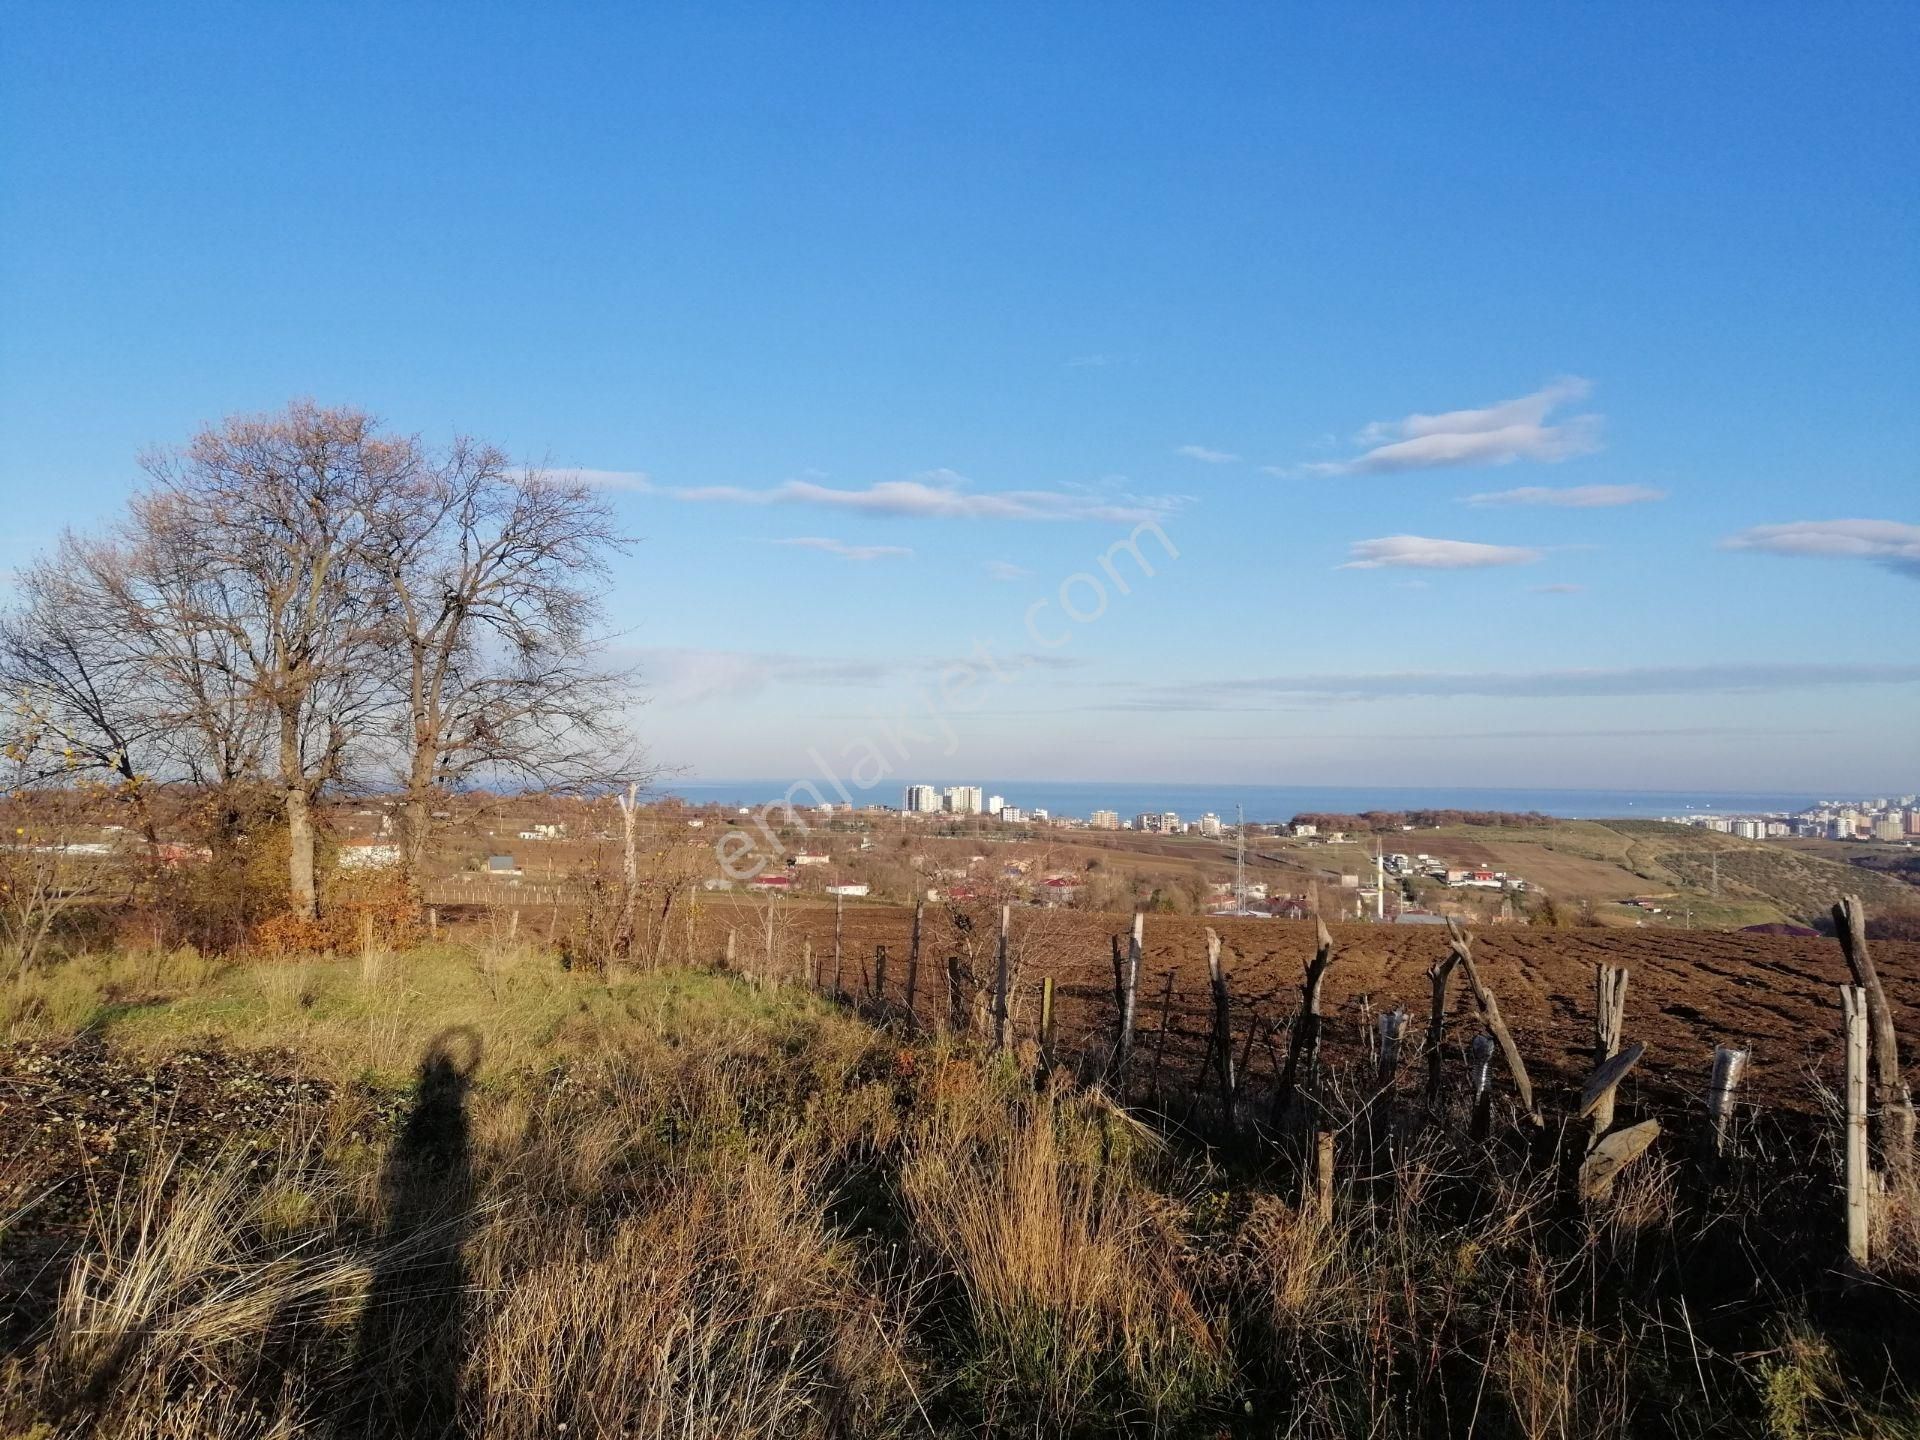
[[1298, 378, 1601, 476], [1531, 583, 1586, 594], [1720, 519, 1920, 579], [766, 537, 912, 562], [1340, 535, 1544, 570], [1465, 483, 1663, 508], [668, 469, 1178, 524], [1176, 444, 1239, 464], [984, 560, 1033, 581], [635, 645, 1088, 706], [1066, 352, 1132, 369], [1100, 662, 1920, 712], [534, 467, 654, 491]]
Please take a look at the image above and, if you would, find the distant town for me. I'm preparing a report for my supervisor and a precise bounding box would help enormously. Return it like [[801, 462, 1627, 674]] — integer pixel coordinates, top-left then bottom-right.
[[1660, 795, 1920, 843]]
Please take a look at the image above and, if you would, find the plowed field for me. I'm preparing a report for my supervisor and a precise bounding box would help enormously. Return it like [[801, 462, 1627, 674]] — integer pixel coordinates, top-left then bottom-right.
[[686, 899, 1919, 1121]]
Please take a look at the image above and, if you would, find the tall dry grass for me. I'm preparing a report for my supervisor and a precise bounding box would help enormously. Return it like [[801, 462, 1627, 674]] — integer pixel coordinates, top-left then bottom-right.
[[2, 948, 1917, 1438]]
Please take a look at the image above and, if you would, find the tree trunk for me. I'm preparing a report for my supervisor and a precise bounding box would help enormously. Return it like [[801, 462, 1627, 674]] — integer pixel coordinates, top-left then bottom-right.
[[285, 784, 318, 921]]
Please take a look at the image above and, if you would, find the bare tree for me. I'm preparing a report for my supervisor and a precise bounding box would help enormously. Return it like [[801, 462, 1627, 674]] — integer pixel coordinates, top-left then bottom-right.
[[135, 402, 416, 918], [368, 443, 643, 892]]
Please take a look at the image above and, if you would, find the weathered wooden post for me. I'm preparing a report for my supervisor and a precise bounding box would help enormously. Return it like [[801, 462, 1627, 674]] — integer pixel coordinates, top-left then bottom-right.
[[1377, 1009, 1408, 1090], [803, 935, 814, 992], [990, 904, 1013, 1052], [1704, 1046, 1747, 1160], [905, 898, 923, 1025], [1114, 912, 1142, 1080], [1579, 1120, 1661, 1203], [1205, 928, 1237, 1132], [1040, 975, 1056, 1074], [1273, 918, 1335, 1126], [510, 909, 520, 943], [945, 954, 962, 1033], [724, 926, 735, 969], [427, 906, 438, 940], [1833, 897, 1915, 1182], [1591, 965, 1629, 1145], [1467, 1032, 1496, 1140], [612, 781, 639, 962], [1423, 950, 1458, 1102], [1447, 919, 1542, 1129], [1842, 984, 1872, 1269], [832, 892, 844, 1001], [1313, 1130, 1336, 1224], [873, 944, 888, 1009]]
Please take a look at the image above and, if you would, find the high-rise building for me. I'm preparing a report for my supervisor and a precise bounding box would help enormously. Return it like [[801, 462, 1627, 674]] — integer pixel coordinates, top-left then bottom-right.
[[1089, 809, 1120, 830], [904, 784, 941, 813], [943, 785, 984, 815], [987, 795, 1005, 816], [1198, 812, 1223, 838]]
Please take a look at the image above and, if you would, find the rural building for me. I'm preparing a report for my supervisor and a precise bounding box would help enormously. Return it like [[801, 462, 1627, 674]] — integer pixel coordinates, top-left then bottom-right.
[[486, 854, 522, 876], [338, 840, 400, 869]]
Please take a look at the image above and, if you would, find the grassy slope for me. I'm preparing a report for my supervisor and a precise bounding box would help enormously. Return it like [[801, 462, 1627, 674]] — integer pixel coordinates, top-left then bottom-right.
[[1412, 819, 1918, 926]]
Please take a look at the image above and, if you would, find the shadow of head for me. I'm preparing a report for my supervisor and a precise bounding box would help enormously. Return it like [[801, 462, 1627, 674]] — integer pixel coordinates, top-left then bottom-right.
[[395, 1027, 482, 1177]]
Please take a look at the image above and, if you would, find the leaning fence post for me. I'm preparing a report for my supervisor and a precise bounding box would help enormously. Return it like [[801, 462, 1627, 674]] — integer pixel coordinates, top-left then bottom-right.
[[1591, 965, 1629, 1146], [1704, 1046, 1747, 1161], [1424, 950, 1458, 1102], [1274, 918, 1335, 1126], [1841, 984, 1872, 1270], [1205, 928, 1237, 1132], [1833, 897, 1915, 1183], [1448, 919, 1542, 1129], [992, 904, 1011, 1052]]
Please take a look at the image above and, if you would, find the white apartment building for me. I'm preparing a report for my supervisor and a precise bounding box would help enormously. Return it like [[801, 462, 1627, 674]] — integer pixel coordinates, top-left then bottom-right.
[[1089, 809, 1120, 830], [904, 784, 941, 813], [944, 785, 984, 815]]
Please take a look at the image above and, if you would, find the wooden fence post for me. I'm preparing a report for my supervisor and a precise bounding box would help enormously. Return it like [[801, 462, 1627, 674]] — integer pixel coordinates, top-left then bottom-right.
[[1377, 1009, 1408, 1090], [944, 954, 962, 1034], [1468, 1032, 1496, 1140], [1313, 1130, 1336, 1224], [1040, 975, 1055, 1074], [1834, 897, 1915, 1182], [1205, 928, 1237, 1132], [724, 926, 735, 969], [906, 898, 923, 1026], [427, 906, 438, 940], [1274, 918, 1335, 1126], [1423, 950, 1458, 1102], [832, 893, 844, 1001], [1842, 984, 1872, 1270], [1704, 1046, 1747, 1161], [992, 904, 1011, 1053], [803, 935, 814, 992], [1591, 965, 1629, 1145], [1114, 912, 1142, 1079], [873, 944, 888, 1009], [1447, 919, 1542, 1129]]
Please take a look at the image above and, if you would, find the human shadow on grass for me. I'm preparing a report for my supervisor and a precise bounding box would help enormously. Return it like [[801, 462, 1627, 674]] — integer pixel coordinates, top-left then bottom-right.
[[336, 1027, 481, 1440]]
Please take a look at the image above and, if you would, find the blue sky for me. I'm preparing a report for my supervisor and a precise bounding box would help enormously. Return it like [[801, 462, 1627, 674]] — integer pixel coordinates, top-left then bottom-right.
[[3, 3, 1916, 792]]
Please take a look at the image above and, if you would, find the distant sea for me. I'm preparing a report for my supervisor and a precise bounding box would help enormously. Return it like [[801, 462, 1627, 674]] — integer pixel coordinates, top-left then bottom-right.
[[657, 781, 1839, 824]]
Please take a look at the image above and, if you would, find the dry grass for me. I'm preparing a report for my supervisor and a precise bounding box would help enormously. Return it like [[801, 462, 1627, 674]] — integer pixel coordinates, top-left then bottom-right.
[[2, 945, 1918, 1438]]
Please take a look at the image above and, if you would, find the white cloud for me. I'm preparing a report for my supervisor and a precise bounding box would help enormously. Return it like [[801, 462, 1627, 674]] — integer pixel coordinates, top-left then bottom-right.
[[1304, 378, 1601, 476], [1176, 444, 1239, 464], [634, 645, 1087, 705], [531, 467, 654, 491], [1531, 583, 1586, 594], [1465, 484, 1664, 508], [1104, 662, 1920, 711], [984, 560, 1032, 581], [669, 469, 1177, 524], [1720, 519, 1920, 578], [766, 537, 912, 561], [1340, 535, 1545, 570]]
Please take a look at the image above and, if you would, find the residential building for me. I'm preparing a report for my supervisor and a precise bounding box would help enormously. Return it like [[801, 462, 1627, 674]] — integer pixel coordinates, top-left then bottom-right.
[[1089, 809, 1120, 830], [944, 785, 984, 815], [987, 794, 1005, 815], [1197, 812, 1222, 838], [904, 784, 941, 813]]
